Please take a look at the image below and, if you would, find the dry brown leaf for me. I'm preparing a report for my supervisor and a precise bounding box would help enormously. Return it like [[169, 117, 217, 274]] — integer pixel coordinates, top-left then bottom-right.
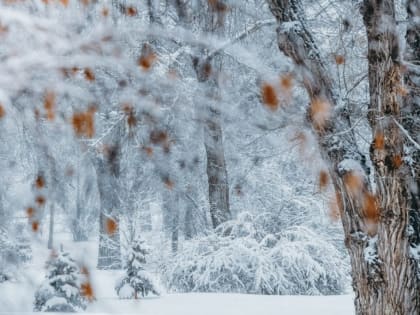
[[261, 83, 278, 111], [81, 282, 95, 301], [105, 218, 117, 235], [138, 45, 157, 70], [44, 91, 55, 121], [26, 207, 35, 218], [31, 221, 39, 232], [0, 104, 5, 119], [35, 175, 45, 189], [334, 55, 345, 65], [84, 68, 95, 81], [363, 192, 379, 222], [343, 171, 363, 196], [373, 131, 385, 150], [318, 170, 329, 190], [310, 98, 331, 131], [35, 195, 46, 207]]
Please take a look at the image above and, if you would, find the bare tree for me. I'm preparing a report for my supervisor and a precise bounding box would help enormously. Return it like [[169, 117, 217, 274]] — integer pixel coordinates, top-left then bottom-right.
[[96, 129, 122, 269]]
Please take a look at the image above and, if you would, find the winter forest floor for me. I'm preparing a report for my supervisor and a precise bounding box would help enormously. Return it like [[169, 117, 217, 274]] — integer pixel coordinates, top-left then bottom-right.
[[0, 233, 355, 315]]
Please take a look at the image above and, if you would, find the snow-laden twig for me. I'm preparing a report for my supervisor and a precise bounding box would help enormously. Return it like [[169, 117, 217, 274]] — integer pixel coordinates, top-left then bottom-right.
[[393, 118, 420, 150]]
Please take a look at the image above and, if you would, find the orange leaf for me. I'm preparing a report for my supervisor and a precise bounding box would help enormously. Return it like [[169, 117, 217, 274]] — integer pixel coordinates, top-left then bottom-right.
[[142, 146, 153, 157], [208, 0, 228, 12], [138, 45, 157, 70], [343, 171, 363, 196], [373, 131, 385, 150], [105, 218, 117, 235], [334, 55, 345, 65], [150, 130, 168, 145], [35, 195, 46, 207], [72, 108, 95, 138], [31, 221, 39, 232], [81, 282, 95, 301], [44, 91, 55, 121], [310, 97, 331, 131], [393, 155, 403, 168], [261, 83, 278, 111], [279, 73, 293, 92], [318, 170, 329, 190], [363, 193, 379, 222], [0, 104, 5, 118], [35, 175, 45, 189], [125, 6, 137, 16], [26, 207, 35, 218], [84, 68, 95, 81]]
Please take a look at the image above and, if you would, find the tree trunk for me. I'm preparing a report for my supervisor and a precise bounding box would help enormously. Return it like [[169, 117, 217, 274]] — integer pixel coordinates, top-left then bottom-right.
[[403, 0, 420, 273], [194, 1, 231, 229], [96, 145, 122, 270], [98, 210, 121, 269], [359, 1, 420, 313], [72, 164, 88, 242], [47, 204, 54, 250], [266, 0, 420, 313], [204, 108, 231, 228]]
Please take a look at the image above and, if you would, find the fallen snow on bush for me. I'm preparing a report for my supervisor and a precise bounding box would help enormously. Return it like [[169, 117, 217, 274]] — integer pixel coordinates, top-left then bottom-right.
[[162, 213, 349, 295]]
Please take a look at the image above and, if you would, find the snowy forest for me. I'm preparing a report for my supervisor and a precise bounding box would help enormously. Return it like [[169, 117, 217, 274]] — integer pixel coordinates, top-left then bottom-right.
[[0, 0, 418, 314]]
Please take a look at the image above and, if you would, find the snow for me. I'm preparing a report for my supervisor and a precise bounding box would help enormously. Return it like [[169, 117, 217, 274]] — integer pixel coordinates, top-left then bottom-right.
[[117, 283, 135, 299], [1, 289, 354, 315], [44, 296, 68, 309], [0, 235, 355, 315]]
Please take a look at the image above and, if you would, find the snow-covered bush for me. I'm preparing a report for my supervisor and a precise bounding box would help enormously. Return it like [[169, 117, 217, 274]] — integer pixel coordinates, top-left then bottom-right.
[[116, 238, 160, 299], [162, 213, 349, 295], [34, 251, 87, 312], [0, 226, 32, 282]]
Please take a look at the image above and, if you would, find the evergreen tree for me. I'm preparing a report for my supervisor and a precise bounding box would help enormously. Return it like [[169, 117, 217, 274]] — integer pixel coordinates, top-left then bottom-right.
[[115, 239, 160, 299], [34, 251, 87, 312]]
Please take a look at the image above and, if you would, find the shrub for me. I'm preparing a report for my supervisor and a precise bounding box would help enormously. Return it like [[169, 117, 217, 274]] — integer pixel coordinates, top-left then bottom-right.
[[161, 213, 348, 295]]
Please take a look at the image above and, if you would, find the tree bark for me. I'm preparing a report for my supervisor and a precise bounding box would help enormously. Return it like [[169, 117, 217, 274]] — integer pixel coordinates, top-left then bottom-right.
[[47, 204, 54, 250], [360, 1, 420, 313], [194, 1, 231, 229], [403, 0, 420, 272], [96, 143, 122, 270], [267, 0, 420, 313]]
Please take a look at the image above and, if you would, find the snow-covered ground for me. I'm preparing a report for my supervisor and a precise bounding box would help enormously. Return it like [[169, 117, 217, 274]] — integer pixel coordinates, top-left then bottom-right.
[[0, 233, 355, 315], [1, 289, 355, 315]]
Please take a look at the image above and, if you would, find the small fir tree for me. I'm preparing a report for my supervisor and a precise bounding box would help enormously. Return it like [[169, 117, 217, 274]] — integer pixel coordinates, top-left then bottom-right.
[[115, 238, 160, 299], [34, 251, 87, 312]]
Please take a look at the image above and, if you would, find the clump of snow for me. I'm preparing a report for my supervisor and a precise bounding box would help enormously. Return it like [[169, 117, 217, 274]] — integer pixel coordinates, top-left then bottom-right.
[[364, 236, 378, 265], [338, 159, 365, 176]]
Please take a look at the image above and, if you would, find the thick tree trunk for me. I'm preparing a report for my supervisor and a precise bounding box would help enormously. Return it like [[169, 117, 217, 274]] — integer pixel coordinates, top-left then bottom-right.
[[403, 0, 420, 270], [195, 1, 231, 229], [267, 0, 420, 313], [360, 1, 420, 313]]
